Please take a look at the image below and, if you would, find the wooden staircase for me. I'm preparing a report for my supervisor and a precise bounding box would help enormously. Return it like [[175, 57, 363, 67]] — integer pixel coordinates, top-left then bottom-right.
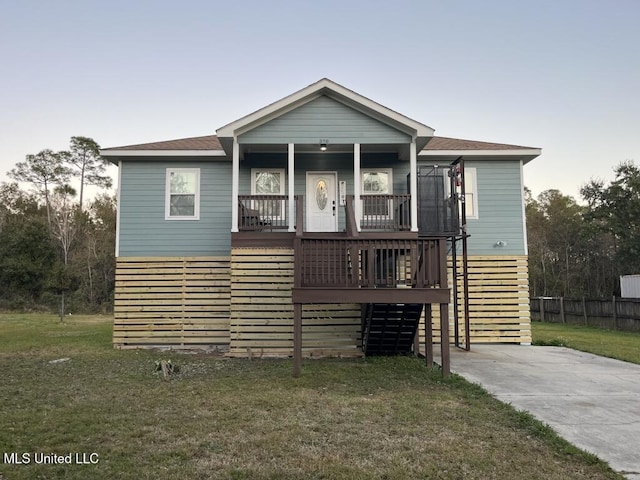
[[361, 303, 423, 355]]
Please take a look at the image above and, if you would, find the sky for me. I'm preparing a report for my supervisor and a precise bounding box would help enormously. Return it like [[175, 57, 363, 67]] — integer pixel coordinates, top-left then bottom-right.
[[1, 0, 639, 201]]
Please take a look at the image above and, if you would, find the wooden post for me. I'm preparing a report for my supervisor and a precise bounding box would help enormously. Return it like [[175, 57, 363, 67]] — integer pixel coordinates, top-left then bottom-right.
[[560, 297, 565, 324], [582, 296, 588, 326], [440, 303, 450, 377], [540, 297, 545, 322], [612, 296, 617, 330], [425, 304, 433, 367], [293, 302, 302, 377]]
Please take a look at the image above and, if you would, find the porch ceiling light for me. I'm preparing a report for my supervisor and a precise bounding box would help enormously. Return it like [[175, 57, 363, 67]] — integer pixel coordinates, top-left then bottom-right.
[[319, 139, 328, 152]]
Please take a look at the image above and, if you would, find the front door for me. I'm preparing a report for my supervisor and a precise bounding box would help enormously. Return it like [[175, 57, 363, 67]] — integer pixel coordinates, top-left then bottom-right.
[[306, 172, 338, 232]]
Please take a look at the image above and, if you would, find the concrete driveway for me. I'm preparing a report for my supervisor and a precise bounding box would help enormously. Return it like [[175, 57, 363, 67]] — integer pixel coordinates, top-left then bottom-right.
[[436, 345, 640, 479]]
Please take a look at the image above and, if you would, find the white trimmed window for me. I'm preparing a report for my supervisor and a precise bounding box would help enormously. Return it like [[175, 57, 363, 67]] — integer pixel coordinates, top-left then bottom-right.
[[461, 168, 478, 219], [165, 168, 200, 220], [251, 168, 285, 219], [361, 169, 393, 218]]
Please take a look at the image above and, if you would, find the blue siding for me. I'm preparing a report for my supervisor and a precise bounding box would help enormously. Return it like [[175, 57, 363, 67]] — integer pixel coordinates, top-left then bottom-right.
[[466, 161, 526, 255], [416, 160, 526, 255], [239, 96, 411, 145], [119, 160, 232, 256]]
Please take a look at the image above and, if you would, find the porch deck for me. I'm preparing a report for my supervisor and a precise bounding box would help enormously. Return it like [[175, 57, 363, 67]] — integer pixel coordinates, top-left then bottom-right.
[[232, 194, 452, 376]]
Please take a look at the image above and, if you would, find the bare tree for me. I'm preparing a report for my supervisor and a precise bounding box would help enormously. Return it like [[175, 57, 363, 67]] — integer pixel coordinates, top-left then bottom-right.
[[65, 137, 112, 210]]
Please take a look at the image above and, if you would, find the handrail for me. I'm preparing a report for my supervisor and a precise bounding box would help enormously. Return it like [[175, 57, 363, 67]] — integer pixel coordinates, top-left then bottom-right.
[[358, 194, 411, 231], [238, 195, 296, 231], [294, 236, 446, 289]]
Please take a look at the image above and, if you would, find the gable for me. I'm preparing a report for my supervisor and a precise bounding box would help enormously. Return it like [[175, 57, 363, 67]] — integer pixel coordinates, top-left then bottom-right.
[[238, 95, 412, 145]]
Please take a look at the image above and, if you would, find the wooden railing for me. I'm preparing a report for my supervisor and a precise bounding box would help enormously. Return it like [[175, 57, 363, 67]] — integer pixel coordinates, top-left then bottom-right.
[[238, 195, 299, 231], [295, 237, 446, 289], [360, 194, 411, 231]]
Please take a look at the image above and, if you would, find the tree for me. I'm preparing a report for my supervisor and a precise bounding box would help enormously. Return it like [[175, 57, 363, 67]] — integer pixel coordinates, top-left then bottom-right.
[[65, 136, 112, 210], [49, 185, 80, 320], [581, 160, 640, 278], [8, 150, 71, 225], [0, 212, 56, 305], [526, 189, 600, 297]]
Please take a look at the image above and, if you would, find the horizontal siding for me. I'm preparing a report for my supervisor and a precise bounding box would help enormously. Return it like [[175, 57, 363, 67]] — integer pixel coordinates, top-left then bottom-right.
[[417, 255, 531, 345], [239, 95, 411, 144], [417, 160, 526, 255], [113, 256, 231, 350], [466, 161, 525, 255], [229, 248, 362, 357], [119, 160, 232, 257]]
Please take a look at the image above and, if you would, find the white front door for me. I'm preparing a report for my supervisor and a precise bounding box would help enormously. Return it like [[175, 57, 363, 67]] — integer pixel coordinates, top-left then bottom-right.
[[306, 172, 338, 232]]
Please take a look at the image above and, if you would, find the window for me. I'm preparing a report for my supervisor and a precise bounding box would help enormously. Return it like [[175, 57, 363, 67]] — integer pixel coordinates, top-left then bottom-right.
[[165, 168, 200, 220], [361, 169, 393, 218], [251, 169, 285, 219], [461, 168, 478, 219], [444, 166, 478, 219]]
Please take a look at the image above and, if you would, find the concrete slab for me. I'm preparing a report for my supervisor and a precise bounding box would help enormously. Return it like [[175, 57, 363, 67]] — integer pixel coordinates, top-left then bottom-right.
[[436, 345, 640, 479]]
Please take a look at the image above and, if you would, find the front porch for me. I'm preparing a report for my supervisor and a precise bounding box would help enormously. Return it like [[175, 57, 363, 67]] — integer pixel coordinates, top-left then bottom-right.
[[231, 193, 453, 377]]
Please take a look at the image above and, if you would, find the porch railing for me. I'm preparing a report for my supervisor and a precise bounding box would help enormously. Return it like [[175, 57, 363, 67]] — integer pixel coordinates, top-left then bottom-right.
[[238, 195, 299, 231], [294, 237, 446, 289], [360, 194, 411, 231]]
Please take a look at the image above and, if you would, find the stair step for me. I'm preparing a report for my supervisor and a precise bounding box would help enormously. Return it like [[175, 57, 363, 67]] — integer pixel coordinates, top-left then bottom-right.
[[362, 303, 423, 356]]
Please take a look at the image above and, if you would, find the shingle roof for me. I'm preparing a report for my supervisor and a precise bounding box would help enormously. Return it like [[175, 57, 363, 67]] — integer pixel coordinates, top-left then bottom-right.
[[102, 135, 536, 153], [101, 135, 221, 151], [423, 136, 536, 151]]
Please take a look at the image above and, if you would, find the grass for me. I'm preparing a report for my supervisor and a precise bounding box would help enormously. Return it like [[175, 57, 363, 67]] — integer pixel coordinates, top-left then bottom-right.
[[532, 321, 640, 364], [0, 314, 624, 480]]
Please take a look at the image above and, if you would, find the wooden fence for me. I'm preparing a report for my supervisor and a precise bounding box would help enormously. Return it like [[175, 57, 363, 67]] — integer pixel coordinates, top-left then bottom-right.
[[531, 296, 640, 332]]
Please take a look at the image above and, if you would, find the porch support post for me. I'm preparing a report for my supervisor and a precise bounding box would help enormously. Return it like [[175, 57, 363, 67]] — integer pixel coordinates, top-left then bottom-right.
[[231, 138, 240, 233], [440, 303, 450, 377], [353, 143, 361, 232], [288, 143, 295, 232], [425, 304, 433, 367], [410, 139, 418, 232], [293, 302, 302, 377]]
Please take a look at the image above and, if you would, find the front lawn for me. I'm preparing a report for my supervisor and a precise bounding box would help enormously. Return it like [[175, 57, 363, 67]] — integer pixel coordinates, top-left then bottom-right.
[[532, 321, 640, 364], [0, 314, 622, 479]]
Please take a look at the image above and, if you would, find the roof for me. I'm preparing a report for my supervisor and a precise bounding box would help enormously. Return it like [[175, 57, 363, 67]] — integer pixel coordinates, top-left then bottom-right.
[[215, 78, 436, 155], [423, 136, 536, 151], [101, 135, 221, 152], [101, 134, 539, 155]]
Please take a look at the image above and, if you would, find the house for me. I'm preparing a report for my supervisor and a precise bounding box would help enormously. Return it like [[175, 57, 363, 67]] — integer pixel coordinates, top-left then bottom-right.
[[101, 78, 541, 376]]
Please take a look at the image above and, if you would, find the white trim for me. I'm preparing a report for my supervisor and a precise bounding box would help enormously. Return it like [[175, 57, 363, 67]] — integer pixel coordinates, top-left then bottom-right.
[[100, 150, 225, 157], [361, 168, 393, 193], [165, 168, 200, 220], [353, 144, 361, 232], [115, 160, 122, 257], [464, 168, 479, 220], [251, 168, 286, 195], [443, 167, 479, 220], [520, 160, 528, 256], [361, 168, 394, 221], [216, 78, 434, 139], [409, 141, 418, 232], [231, 140, 239, 232], [251, 167, 287, 222], [288, 144, 295, 232], [306, 171, 339, 233], [419, 149, 541, 157]]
